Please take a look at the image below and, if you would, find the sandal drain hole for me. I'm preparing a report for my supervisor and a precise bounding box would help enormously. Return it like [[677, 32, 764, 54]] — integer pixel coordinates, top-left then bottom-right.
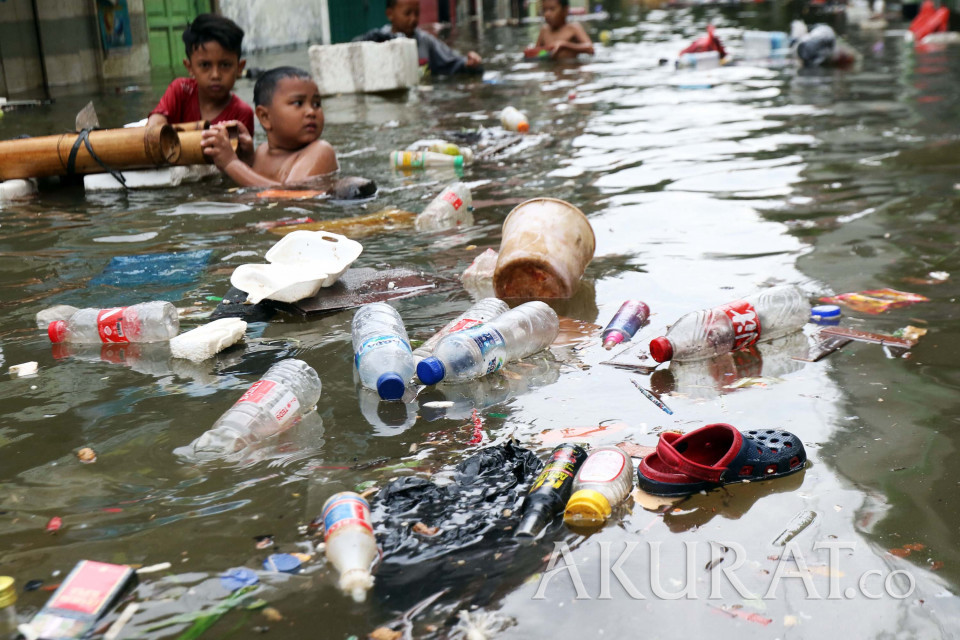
[[739, 465, 754, 476], [765, 464, 777, 475]]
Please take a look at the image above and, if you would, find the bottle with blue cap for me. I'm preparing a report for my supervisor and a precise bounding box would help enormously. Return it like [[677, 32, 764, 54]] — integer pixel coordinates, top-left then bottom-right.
[[810, 304, 841, 325], [416, 301, 559, 386], [352, 302, 414, 400]]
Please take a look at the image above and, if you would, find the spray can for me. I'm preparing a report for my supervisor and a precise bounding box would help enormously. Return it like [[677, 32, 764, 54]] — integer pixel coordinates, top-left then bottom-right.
[[515, 444, 588, 537], [601, 301, 651, 349]]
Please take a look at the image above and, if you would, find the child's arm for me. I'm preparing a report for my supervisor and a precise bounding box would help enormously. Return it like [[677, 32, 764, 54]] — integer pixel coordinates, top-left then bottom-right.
[[283, 140, 339, 184], [550, 24, 595, 57], [146, 113, 169, 128], [535, 26, 547, 48], [202, 126, 337, 187]]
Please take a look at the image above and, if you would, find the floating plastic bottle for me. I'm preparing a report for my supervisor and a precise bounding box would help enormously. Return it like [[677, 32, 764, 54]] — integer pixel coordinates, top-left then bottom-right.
[[676, 50, 720, 69], [413, 298, 510, 366], [390, 150, 464, 171], [427, 141, 474, 164], [601, 300, 651, 350], [353, 302, 414, 400], [516, 444, 588, 537], [500, 106, 530, 133], [414, 182, 475, 231], [416, 301, 558, 385], [322, 492, 379, 602], [47, 301, 179, 344], [0, 577, 16, 637], [563, 446, 633, 527], [741, 30, 789, 59], [649, 285, 810, 363], [186, 359, 321, 457]]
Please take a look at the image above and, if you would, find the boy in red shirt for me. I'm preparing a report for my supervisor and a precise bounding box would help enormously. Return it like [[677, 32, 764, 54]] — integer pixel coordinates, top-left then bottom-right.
[[147, 14, 255, 140]]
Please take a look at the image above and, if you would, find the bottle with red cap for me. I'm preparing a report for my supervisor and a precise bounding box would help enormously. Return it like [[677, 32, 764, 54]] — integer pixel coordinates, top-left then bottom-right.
[[649, 285, 810, 363], [601, 300, 651, 350], [47, 301, 179, 344]]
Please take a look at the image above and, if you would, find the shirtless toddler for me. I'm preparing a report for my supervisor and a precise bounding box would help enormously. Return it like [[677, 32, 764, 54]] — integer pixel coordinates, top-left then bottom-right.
[[535, 0, 595, 60]]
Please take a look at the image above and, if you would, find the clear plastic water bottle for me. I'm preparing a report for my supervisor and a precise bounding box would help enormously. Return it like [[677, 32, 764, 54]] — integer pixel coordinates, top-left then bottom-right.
[[416, 301, 558, 385], [47, 301, 179, 344], [500, 106, 530, 133], [601, 300, 651, 350], [412, 297, 510, 366], [322, 492, 379, 602], [677, 50, 721, 69], [563, 446, 633, 527], [390, 150, 464, 171], [742, 30, 789, 58], [353, 302, 414, 400], [649, 284, 810, 363], [414, 183, 475, 231], [185, 359, 321, 457]]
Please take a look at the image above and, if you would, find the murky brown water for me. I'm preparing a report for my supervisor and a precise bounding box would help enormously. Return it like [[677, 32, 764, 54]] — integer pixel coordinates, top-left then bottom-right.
[[2, 3, 960, 638]]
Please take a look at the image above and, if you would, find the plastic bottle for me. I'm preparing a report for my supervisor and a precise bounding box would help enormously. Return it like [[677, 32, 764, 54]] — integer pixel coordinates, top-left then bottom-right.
[[601, 300, 651, 350], [416, 301, 558, 385], [563, 446, 633, 527], [47, 301, 179, 344], [796, 24, 836, 68], [414, 182, 475, 231], [187, 359, 321, 456], [676, 50, 720, 69], [352, 302, 414, 400], [412, 298, 510, 365], [742, 30, 789, 58], [515, 444, 588, 537], [390, 150, 464, 171], [427, 141, 474, 164], [500, 106, 530, 133], [0, 577, 16, 638], [322, 492, 379, 602], [649, 285, 811, 363]]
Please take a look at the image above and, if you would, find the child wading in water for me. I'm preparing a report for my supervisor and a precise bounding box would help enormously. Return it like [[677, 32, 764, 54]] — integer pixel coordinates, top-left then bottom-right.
[[201, 67, 338, 187], [535, 0, 595, 60]]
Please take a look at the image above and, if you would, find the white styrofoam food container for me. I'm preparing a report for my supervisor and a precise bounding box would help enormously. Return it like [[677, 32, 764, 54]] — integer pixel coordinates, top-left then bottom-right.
[[309, 38, 418, 96]]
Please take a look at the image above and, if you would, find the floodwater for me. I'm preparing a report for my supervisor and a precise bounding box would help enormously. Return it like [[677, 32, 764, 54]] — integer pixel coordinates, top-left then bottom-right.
[[2, 3, 960, 638]]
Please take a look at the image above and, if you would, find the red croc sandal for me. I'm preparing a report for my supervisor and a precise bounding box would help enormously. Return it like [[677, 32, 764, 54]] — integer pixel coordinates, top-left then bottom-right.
[[637, 423, 807, 497]]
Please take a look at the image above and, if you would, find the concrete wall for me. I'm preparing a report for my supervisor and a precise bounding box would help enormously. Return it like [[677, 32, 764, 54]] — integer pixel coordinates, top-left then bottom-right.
[[0, 0, 149, 95], [219, 0, 325, 51]]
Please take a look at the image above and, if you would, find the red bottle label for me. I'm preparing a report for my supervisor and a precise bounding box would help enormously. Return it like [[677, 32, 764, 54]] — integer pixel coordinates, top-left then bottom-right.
[[49, 561, 132, 615], [235, 379, 300, 425], [441, 190, 463, 210], [718, 300, 762, 351], [323, 493, 373, 539], [448, 317, 482, 333], [97, 307, 129, 344]]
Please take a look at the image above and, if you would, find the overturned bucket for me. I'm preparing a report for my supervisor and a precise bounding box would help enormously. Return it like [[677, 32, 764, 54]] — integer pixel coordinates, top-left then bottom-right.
[[493, 198, 595, 299]]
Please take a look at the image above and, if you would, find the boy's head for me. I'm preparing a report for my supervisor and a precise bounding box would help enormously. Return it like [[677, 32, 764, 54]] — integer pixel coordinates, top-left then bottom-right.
[[543, 0, 569, 29], [182, 14, 246, 102], [253, 67, 323, 150], [386, 0, 419, 37]]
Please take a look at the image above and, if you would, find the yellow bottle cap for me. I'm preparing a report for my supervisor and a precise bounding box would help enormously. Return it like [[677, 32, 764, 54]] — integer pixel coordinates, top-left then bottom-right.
[[0, 576, 16, 608], [563, 489, 612, 526]]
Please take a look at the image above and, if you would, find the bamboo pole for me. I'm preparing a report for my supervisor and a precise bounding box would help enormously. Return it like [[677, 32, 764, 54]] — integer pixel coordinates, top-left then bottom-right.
[[173, 124, 237, 166], [0, 125, 180, 180], [172, 120, 209, 132]]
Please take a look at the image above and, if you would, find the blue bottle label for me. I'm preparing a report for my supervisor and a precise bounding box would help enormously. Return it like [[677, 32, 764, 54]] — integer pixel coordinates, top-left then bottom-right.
[[470, 328, 506, 374], [355, 335, 411, 368], [323, 493, 372, 539]]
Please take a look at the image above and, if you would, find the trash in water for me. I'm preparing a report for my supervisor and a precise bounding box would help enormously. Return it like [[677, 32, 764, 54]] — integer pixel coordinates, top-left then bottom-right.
[[76, 447, 97, 464], [412, 298, 508, 366], [35, 305, 79, 329], [262, 553, 302, 574], [89, 250, 212, 289], [390, 150, 464, 171], [322, 492, 378, 602], [723, 376, 784, 389], [602, 301, 651, 350], [818, 325, 920, 349], [631, 379, 674, 415], [516, 444, 588, 537], [414, 182, 474, 232], [819, 288, 929, 314], [461, 248, 499, 298], [810, 304, 841, 325], [564, 445, 633, 528], [353, 302, 414, 401], [47, 301, 179, 345], [169, 318, 247, 362], [772, 510, 817, 545], [539, 422, 629, 446], [45, 517, 62, 533], [901, 271, 950, 285], [219, 568, 260, 593], [23, 560, 136, 640], [268, 207, 416, 239], [9, 362, 38, 377]]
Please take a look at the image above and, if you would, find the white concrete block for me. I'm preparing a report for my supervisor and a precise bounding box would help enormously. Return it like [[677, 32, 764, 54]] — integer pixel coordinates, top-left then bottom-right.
[[309, 38, 418, 96], [0, 179, 38, 202], [83, 165, 220, 191]]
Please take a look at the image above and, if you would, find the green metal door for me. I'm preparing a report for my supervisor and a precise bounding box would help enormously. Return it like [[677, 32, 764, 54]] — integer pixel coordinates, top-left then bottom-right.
[[329, 0, 387, 44], [145, 0, 212, 69]]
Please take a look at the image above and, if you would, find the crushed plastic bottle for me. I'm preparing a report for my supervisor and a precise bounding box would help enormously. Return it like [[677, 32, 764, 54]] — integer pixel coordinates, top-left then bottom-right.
[[500, 106, 530, 133], [322, 492, 379, 602], [353, 302, 414, 400], [416, 301, 558, 385], [47, 301, 179, 344], [414, 182, 475, 231], [412, 298, 510, 366], [515, 444, 587, 537], [390, 150, 464, 170], [601, 300, 650, 350], [649, 285, 810, 363], [185, 359, 321, 457], [563, 446, 633, 527]]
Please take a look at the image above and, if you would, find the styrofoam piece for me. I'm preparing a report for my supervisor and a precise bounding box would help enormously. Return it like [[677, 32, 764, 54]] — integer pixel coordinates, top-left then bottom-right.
[[265, 230, 363, 287], [0, 179, 38, 201], [170, 318, 247, 362], [124, 118, 148, 128], [83, 165, 220, 191], [231, 262, 330, 304], [309, 38, 418, 96], [36, 305, 79, 329], [9, 361, 38, 377]]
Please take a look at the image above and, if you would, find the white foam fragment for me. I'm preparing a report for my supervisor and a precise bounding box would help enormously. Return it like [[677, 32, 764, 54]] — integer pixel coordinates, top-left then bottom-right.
[[9, 361, 38, 377], [170, 318, 247, 362], [309, 38, 418, 96], [0, 179, 38, 202], [83, 165, 220, 191], [36, 305, 79, 329]]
